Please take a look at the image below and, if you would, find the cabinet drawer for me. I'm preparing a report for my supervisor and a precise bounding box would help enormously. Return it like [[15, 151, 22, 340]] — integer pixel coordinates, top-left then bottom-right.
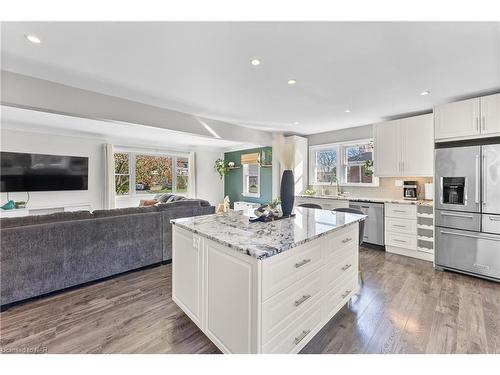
[[385, 231, 417, 250], [483, 214, 500, 235], [262, 300, 322, 354], [262, 241, 323, 300], [385, 203, 416, 219], [323, 271, 357, 320], [325, 250, 358, 290], [262, 268, 323, 344], [385, 217, 417, 235], [323, 225, 358, 260], [325, 240, 358, 266], [435, 210, 481, 232]]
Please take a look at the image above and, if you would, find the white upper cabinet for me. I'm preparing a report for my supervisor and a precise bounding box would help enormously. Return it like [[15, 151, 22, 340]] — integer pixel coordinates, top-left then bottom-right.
[[374, 114, 434, 177], [481, 93, 500, 136], [402, 114, 434, 176], [374, 120, 401, 177], [434, 98, 480, 140], [435, 93, 500, 141]]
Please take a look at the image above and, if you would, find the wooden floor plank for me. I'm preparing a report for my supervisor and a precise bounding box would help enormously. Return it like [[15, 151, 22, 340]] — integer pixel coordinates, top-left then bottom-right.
[[1, 247, 499, 354]]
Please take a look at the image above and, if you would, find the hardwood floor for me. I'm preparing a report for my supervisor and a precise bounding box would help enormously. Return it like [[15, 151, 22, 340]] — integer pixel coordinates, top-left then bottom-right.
[[1, 247, 499, 354]]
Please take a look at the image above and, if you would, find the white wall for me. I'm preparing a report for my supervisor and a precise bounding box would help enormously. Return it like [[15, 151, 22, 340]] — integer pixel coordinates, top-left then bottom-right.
[[1, 127, 225, 210], [195, 150, 224, 206], [1, 128, 105, 211]]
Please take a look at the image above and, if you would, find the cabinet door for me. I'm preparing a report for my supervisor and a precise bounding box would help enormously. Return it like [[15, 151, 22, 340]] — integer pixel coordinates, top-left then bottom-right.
[[481, 93, 500, 135], [402, 114, 434, 176], [205, 241, 258, 353], [434, 98, 480, 140], [374, 120, 401, 177], [172, 227, 202, 325]]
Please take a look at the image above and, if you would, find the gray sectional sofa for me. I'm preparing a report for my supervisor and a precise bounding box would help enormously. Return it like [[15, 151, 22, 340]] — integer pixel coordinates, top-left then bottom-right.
[[0, 197, 214, 307]]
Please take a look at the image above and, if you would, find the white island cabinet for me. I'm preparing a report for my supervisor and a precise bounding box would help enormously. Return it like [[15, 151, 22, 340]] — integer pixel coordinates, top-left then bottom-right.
[[171, 208, 365, 354]]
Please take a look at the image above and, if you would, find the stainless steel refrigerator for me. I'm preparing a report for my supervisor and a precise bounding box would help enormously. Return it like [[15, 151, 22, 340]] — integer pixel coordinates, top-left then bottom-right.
[[435, 142, 500, 281]]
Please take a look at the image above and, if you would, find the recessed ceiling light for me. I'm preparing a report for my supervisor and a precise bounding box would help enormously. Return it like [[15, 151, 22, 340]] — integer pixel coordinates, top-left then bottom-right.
[[345, 109, 351, 113], [420, 90, 431, 96], [25, 34, 41, 44], [287, 79, 297, 85], [293, 121, 300, 125], [250, 58, 261, 66]]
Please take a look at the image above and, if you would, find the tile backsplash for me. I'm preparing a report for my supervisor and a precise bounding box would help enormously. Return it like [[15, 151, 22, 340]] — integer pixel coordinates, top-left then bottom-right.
[[311, 177, 433, 200]]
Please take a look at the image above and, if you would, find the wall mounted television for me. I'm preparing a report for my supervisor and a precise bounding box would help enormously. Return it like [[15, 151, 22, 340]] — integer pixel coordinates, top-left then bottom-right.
[[0, 152, 89, 192]]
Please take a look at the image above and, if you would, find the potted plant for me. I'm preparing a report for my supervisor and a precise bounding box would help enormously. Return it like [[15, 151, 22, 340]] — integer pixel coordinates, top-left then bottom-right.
[[214, 158, 229, 179]]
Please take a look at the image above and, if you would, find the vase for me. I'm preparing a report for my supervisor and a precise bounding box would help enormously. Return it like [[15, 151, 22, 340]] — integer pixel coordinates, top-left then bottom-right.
[[280, 170, 295, 217]]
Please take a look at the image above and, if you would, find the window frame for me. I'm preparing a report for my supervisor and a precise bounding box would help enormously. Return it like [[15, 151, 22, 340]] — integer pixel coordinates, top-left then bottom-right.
[[114, 147, 190, 199], [242, 163, 261, 198], [309, 138, 379, 187]]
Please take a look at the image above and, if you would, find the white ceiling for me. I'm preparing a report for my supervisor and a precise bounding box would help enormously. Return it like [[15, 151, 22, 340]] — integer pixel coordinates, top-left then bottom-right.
[[1, 22, 500, 135], [0, 105, 248, 151]]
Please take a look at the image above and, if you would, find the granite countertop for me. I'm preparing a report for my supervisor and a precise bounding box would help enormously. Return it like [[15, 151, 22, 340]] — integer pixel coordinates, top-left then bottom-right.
[[171, 207, 366, 260], [296, 194, 433, 206]]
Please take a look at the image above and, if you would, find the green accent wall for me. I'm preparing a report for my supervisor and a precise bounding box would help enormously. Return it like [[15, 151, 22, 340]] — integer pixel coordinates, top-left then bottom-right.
[[224, 147, 273, 208]]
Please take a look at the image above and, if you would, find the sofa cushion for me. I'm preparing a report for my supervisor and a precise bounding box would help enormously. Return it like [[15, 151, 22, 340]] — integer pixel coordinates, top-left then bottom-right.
[[155, 199, 203, 211], [0, 210, 92, 229], [92, 206, 158, 218]]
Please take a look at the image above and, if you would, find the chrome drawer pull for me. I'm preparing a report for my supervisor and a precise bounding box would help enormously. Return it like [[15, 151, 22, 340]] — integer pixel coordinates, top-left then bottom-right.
[[393, 210, 407, 213], [294, 329, 311, 345], [341, 237, 352, 243], [341, 290, 352, 299], [294, 258, 311, 268], [393, 239, 407, 243], [392, 224, 407, 228], [294, 294, 312, 307], [440, 230, 500, 242], [489, 216, 500, 222], [341, 264, 352, 271]]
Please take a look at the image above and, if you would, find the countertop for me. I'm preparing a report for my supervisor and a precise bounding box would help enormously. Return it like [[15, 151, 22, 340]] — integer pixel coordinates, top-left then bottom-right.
[[296, 194, 433, 206], [171, 207, 366, 260]]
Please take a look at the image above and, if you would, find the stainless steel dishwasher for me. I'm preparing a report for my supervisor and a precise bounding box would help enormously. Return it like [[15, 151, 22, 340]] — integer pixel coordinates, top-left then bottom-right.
[[349, 200, 385, 246]]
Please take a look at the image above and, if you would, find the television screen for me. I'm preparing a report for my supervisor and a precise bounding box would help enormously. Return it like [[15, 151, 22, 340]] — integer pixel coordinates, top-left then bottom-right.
[[0, 152, 88, 192]]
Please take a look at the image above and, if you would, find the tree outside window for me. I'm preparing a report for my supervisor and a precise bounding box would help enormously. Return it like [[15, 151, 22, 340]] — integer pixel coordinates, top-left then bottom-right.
[[315, 149, 337, 183], [113, 152, 189, 196], [135, 155, 172, 194], [114, 153, 130, 195]]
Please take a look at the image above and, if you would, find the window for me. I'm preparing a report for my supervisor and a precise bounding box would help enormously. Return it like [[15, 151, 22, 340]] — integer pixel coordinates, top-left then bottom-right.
[[242, 163, 260, 197], [344, 141, 374, 184], [313, 148, 337, 184], [114, 153, 130, 195], [309, 139, 377, 186], [114, 151, 189, 196], [135, 154, 173, 194], [176, 157, 189, 194]]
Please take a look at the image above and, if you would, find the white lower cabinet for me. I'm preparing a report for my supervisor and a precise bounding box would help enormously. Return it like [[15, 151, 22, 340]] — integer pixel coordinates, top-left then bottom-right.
[[172, 229, 202, 326], [172, 223, 359, 354], [384, 203, 433, 262]]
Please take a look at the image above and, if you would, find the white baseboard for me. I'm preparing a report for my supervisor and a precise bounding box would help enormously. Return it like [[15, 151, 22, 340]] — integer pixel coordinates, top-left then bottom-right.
[[386, 245, 434, 262]]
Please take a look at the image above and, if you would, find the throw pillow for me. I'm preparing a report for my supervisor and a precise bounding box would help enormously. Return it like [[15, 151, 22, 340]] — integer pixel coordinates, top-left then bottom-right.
[[140, 199, 159, 207]]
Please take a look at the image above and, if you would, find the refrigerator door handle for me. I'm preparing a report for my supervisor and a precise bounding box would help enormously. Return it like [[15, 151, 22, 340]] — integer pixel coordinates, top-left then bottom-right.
[[483, 154, 487, 206], [475, 154, 480, 204]]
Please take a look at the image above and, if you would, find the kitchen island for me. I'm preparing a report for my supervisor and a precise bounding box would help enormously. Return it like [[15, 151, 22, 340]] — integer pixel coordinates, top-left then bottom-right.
[[171, 207, 366, 354]]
